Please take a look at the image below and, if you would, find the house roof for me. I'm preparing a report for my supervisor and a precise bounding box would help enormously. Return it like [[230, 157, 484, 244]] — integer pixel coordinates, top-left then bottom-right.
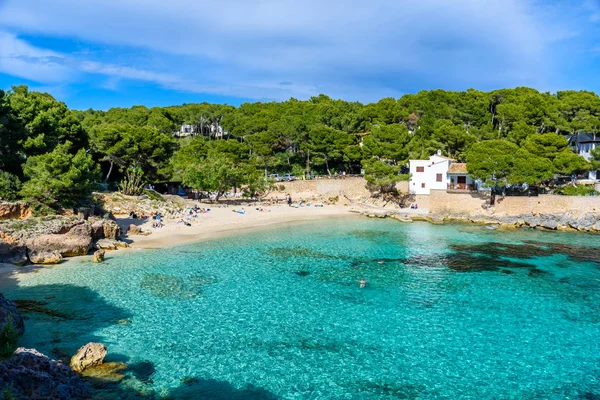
[[431, 154, 456, 161], [447, 163, 468, 174], [566, 132, 600, 144]]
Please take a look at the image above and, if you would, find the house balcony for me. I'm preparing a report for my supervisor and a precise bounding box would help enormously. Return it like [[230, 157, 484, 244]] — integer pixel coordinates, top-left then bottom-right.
[[447, 183, 476, 192]]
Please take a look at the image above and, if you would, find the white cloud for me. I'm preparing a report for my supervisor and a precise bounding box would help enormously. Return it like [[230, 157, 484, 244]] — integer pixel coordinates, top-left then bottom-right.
[[0, 0, 596, 101]]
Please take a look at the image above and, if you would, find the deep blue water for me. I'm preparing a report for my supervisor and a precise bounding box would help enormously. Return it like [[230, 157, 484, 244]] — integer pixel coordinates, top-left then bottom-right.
[[2, 219, 600, 399]]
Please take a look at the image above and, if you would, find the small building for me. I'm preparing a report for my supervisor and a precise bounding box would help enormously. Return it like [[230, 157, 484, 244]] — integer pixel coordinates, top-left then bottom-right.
[[566, 132, 599, 161], [409, 153, 454, 194]]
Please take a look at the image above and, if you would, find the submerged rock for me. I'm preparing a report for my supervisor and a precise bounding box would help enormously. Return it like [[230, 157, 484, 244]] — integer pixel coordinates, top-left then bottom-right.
[[92, 250, 105, 263], [70, 342, 107, 373], [80, 361, 127, 382], [0, 347, 90, 399], [0, 294, 24, 336]]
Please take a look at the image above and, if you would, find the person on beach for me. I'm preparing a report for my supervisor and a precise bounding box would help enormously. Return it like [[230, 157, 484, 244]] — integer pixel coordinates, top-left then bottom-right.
[[359, 278, 367, 288], [287, 196, 292, 207]]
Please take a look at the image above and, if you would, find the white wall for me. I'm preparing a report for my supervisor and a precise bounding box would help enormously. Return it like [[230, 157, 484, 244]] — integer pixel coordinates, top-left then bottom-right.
[[409, 155, 451, 194]]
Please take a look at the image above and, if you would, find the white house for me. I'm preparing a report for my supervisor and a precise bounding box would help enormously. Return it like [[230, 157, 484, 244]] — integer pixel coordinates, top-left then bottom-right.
[[409, 153, 454, 194], [409, 153, 480, 194]]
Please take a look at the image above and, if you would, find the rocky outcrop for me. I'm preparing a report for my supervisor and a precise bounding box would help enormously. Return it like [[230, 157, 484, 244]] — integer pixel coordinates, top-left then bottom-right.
[[0, 202, 32, 220], [91, 219, 121, 241], [0, 348, 90, 399], [95, 239, 117, 250], [0, 238, 27, 266], [70, 343, 107, 373], [0, 294, 24, 336], [127, 224, 143, 235], [28, 250, 63, 265], [92, 250, 105, 263], [26, 233, 92, 262]]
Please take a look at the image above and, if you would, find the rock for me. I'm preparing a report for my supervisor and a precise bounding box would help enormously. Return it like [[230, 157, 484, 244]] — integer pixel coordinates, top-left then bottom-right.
[[102, 220, 121, 240], [592, 221, 600, 232], [0, 201, 32, 220], [114, 241, 129, 248], [92, 250, 105, 263], [28, 250, 63, 264], [127, 224, 143, 235], [540, 219, 559, 230], [0, 238, 27, 266], [0, 293, 25, 336], [26, 233, 92, 261], [90, 220, 105, 240], [95, 239, 117, 250], [0, 348, 90, 399], [70, 342, 107, 373], [80, 361, 127, 382]]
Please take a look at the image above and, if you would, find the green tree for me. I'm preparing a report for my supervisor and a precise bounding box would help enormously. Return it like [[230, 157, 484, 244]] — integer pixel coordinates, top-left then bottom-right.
[[179, 153, 243, 201], [0, 171, 21, 201], [553, 151, 590, 178], [20, 142, 100, 211], [508, 149, 555, 185], [522, 133, 569, 161], [466, 140, 519, 186]]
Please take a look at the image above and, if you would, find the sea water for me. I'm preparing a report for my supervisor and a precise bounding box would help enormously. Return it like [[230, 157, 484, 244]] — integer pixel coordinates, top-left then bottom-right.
[[1, 219, 600, 399]]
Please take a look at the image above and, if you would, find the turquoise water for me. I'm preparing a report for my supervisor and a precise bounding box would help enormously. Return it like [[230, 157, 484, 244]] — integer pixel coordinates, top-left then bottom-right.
[[2, 219, 600, 399]]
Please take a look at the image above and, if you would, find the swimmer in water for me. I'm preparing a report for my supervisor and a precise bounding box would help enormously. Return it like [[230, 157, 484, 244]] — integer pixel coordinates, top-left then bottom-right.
[[359, 278, 367, 289]]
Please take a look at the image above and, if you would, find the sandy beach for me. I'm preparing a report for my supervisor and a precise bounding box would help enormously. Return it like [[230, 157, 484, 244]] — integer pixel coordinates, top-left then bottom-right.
[[116, 203, 357, 249]]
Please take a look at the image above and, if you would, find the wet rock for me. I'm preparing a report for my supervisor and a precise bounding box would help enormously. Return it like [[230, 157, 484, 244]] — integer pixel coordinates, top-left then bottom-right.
[[92, 250, 105, 263], [70, 342, 107, 373], [0, 293, 24, 336], [0, 238, 27, 266], [80, 361, 127, 382], [29, 250, 63, 264], [0, 348, 90, 399], [114, 241, 129, 248]]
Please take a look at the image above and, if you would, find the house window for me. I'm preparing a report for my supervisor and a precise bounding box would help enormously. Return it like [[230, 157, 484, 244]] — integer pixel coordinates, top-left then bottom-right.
[[436, 173, 442, 182], [421, 183, 426, 188], [416, 166, 424, 172]]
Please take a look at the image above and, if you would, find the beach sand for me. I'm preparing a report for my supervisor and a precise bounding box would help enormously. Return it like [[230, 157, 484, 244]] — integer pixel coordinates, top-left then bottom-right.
[[117, 203, 357, 249]]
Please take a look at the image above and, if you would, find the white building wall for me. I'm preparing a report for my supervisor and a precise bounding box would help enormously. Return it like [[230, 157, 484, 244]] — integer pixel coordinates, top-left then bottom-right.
[[409, 156, 451, 194]]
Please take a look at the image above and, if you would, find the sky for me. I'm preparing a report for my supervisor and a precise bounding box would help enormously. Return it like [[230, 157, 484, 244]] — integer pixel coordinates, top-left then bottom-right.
[[0, 0, 599, 110]]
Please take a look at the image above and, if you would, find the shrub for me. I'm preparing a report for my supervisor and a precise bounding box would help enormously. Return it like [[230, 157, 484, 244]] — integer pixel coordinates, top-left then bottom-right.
[[555, 185, 598, 196], [143, 189, 165, 202], [0, 316, 19, 358], [0, 172, 21, 201], [119, 168, 145, 196]]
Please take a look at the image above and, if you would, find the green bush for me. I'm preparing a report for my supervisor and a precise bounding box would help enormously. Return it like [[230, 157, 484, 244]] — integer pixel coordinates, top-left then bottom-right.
[[143, 189, 165, 202], [555, 185, 598, 196], [0, 172, 21, 201], [0, 316, 19, 358]]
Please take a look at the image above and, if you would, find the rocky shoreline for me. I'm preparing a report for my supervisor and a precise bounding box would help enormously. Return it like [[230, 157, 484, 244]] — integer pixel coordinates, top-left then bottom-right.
[[358, 209, 600, 233]]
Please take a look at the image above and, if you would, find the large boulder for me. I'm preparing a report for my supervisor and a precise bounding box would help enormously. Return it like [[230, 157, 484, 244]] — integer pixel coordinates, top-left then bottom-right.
[[28, 250, 63, 265], [70, 342, 107, 373], [95, 239, 117, 250], [26, 233, 92, 261], [0, 239, 27, 266], [127, 224, 143, 235], [92, 250, 105, 263], [91, 219, 121, 241], [0, 348, 90, 399], [0, 294, 24, 336]]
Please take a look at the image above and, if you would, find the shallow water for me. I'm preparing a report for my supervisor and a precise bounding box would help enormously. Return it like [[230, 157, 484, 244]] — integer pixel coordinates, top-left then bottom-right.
[[2, 219, 600, 399]]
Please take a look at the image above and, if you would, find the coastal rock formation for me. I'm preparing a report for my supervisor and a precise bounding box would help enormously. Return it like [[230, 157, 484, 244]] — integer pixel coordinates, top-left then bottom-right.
[[0, 238, 27, 266], [26, 233, 92, 260], [0, 293, 25, 336], [28, 250, 63, 265], [127, 224, 143, 235], [0, 202, 32, 220], [70, 342, 107, 373], [95, 239, 117, 250], [0, 348, 90, 399], [91, 219, 121, 241], [92, 250, 105, 263]]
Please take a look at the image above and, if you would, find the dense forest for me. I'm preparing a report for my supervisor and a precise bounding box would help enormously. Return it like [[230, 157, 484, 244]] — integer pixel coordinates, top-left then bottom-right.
[[1, 85, 599, 212]]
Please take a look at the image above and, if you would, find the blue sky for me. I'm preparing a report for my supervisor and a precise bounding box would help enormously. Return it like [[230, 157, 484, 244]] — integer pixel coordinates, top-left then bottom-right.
[[0, 0, 599, 110]]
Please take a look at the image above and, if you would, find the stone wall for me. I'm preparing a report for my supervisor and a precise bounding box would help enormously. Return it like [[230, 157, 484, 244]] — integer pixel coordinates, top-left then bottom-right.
[[429, 189, 600, 217], [266, 177, 372, 202]]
